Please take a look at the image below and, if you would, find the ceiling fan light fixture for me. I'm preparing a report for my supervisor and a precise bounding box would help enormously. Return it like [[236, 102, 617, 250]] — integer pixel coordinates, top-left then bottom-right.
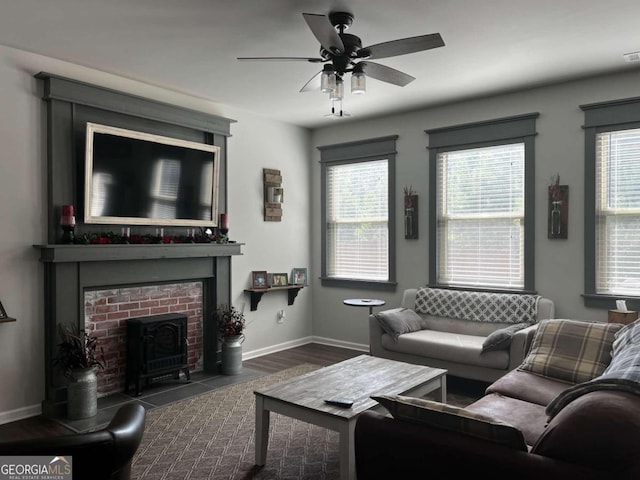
[[351, 66, 366, 94], [330, 77, 344, 100], [321, 65, 336, 92]]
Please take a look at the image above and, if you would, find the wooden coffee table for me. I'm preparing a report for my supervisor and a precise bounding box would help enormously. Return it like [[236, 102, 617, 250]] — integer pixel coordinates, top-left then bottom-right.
[[254, 355, 447, 480]]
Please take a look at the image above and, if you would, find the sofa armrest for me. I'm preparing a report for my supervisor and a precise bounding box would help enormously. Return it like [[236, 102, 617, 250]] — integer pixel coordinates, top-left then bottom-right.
[[355, 410, 607, 480], [537, 297, 555, 320], [0, 404, 146, 480], [508, 323, 539, 371]]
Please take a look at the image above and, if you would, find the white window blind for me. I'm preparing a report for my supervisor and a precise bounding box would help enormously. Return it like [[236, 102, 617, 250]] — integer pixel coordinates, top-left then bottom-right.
[[595, 128, 640, 295], [436, 143, 525, 288], [326, 159, 389, 281]]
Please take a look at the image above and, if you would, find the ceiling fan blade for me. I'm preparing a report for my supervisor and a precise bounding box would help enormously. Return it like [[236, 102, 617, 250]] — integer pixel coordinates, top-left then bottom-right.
[[358, 61, 415, 87], [363, 33, 445, 60], [300, 71, 322, 92], [237, 56, 324, 63], [303, 13, 345, 55]]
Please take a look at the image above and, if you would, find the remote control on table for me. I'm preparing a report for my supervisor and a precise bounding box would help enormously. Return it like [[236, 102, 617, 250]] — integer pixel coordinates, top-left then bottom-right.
[[324, 398, 354, 408]]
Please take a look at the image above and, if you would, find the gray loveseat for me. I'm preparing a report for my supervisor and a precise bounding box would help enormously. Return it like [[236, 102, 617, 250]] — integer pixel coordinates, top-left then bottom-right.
[[369, 288, 555, 382]]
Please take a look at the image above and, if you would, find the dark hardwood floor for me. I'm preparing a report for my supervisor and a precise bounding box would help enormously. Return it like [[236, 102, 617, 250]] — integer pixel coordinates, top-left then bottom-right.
[[244, 342, 364, 373], [0, 343, 487, 441], [0, 343, 363, 441]]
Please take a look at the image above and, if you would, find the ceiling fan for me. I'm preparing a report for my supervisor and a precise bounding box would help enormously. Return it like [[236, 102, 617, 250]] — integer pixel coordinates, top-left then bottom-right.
[[237, 11, 445, 117]]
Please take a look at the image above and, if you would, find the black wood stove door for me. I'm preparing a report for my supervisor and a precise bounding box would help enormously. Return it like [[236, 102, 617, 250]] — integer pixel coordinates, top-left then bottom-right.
[[126, 313, 191, 396]]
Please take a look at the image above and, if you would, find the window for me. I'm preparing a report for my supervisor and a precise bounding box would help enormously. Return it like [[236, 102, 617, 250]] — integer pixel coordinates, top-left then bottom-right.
[[319, 136, 397, 288], [595, 129, 640, 295], [426, 113, 538, 292], [436, 143, 525, 288], [583, 96, 640, 307]]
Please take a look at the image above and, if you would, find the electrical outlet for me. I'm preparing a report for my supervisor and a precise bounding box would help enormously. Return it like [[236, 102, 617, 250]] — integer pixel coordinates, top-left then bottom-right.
[[277, 309, 285, 324]]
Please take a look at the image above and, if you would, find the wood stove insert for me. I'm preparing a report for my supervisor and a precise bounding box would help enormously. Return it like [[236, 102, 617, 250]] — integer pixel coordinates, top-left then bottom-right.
[[126, 313, 191, 396]]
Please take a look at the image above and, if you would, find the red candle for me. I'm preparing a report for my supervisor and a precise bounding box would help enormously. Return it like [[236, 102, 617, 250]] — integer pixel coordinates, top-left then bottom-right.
[[220, 213, 228, 229], [61, 205, 75, 226]]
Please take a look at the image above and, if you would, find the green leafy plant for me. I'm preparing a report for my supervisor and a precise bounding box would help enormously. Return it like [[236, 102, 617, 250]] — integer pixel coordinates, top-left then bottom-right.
[[216, 305, 246, 338], [52, 324, 105, 379]]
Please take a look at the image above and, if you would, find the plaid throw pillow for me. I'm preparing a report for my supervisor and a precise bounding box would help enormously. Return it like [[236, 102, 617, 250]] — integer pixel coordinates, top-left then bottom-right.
[[518, 319, 623, 384], [612, 318, 640, 355], [372, 395, 527, 451]]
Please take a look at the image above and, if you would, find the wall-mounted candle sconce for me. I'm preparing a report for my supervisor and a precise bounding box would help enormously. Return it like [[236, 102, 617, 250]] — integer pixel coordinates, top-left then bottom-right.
[[264, 168, 283, 221], [404, 185, 418, 239], [548, 174, 569, 239]]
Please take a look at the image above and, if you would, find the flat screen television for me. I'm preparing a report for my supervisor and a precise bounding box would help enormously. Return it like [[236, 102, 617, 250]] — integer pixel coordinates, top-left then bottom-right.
[[84, 122, 220, 227]]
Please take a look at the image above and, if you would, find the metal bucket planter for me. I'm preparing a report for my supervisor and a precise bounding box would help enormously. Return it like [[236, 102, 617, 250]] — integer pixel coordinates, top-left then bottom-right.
[[67, 367, 98, 419], [221, 334, 244, 375]]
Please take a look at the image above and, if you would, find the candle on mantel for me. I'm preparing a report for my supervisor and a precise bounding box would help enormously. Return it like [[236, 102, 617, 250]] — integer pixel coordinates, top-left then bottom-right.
[[220, 213, 229, 230], [61, 205, 76, 226]]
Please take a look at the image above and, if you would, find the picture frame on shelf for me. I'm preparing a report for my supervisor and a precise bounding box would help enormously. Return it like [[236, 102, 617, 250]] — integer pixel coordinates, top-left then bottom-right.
[[271, 273, 288, 287], [251, 271, 268, 289], [0, 301, 7, 319], [291, 268, 308, 286]]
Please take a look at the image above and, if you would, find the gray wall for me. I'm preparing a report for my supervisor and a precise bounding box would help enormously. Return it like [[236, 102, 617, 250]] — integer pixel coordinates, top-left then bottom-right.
[[310, 69, 640, 347]]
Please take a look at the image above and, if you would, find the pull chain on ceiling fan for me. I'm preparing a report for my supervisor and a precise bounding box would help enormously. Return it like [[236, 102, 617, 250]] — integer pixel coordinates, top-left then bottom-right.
[[237, 11, 445, 117]]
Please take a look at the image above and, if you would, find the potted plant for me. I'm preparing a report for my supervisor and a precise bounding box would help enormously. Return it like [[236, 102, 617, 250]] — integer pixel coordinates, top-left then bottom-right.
[[216, 305, 246, 375], [53, 323, 105, 419]]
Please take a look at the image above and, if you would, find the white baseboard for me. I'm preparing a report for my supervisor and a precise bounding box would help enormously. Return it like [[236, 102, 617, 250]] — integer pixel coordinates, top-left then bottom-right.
[[242, 336, 369, 360], [310, 336, 369, 352], [242, 336, 314, 360], [0, 404, 42, 425]]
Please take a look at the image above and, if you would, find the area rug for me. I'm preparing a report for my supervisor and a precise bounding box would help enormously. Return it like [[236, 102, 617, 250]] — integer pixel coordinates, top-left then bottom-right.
[[131, 364, 478, 480]]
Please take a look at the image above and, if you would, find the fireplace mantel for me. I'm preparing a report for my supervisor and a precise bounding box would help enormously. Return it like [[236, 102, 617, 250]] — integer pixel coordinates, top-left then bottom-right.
[[35, 242, 244, 263], [37, 242, 243, 416]]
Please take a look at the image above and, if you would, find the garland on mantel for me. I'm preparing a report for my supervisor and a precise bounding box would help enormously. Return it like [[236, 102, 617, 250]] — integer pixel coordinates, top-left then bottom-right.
[[73, 231, 230, 245]]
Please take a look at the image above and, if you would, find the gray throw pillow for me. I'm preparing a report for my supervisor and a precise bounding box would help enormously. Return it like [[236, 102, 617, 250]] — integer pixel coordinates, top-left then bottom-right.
[[374, 308, 425, 341], [481, 323, 530, 353]]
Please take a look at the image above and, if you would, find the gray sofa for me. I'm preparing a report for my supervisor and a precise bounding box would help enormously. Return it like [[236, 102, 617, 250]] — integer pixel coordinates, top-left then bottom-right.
[[369, 288, 555, 382]]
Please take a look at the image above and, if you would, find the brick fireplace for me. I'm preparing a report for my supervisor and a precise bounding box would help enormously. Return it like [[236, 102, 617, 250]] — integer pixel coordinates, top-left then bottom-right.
[[85, 282, 203, 396], [36, 242, 243, 416]]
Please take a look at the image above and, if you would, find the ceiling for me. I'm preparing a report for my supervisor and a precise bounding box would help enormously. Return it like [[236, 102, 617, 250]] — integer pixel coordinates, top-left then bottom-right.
[[1, 0, 639, 128]]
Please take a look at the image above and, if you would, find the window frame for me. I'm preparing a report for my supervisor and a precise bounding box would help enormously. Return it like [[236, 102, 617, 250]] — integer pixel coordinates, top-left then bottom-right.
[[319, 135, 397, 290], [426, 113, 538, 293], [582, 96, 640, 310]]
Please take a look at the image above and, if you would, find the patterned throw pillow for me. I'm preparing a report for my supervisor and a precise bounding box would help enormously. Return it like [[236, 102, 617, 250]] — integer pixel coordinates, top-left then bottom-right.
[[612, 318, 640, 355], [372, 395, 527, 451], [518, 319, 623, 384], [374, 308, 425, 341]]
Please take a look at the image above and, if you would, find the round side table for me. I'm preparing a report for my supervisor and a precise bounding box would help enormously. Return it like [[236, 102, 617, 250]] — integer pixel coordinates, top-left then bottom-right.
[[343, 298, 386, 315]]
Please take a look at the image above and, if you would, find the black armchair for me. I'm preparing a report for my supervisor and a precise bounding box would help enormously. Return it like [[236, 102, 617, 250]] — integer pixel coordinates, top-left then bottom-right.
[[0, 403, 146, 480]]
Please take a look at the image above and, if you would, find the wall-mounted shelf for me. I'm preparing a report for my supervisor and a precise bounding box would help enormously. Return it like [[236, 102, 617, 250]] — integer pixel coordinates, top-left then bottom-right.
[[244, 285, 304, 311], [0, 317, 16, 323]]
